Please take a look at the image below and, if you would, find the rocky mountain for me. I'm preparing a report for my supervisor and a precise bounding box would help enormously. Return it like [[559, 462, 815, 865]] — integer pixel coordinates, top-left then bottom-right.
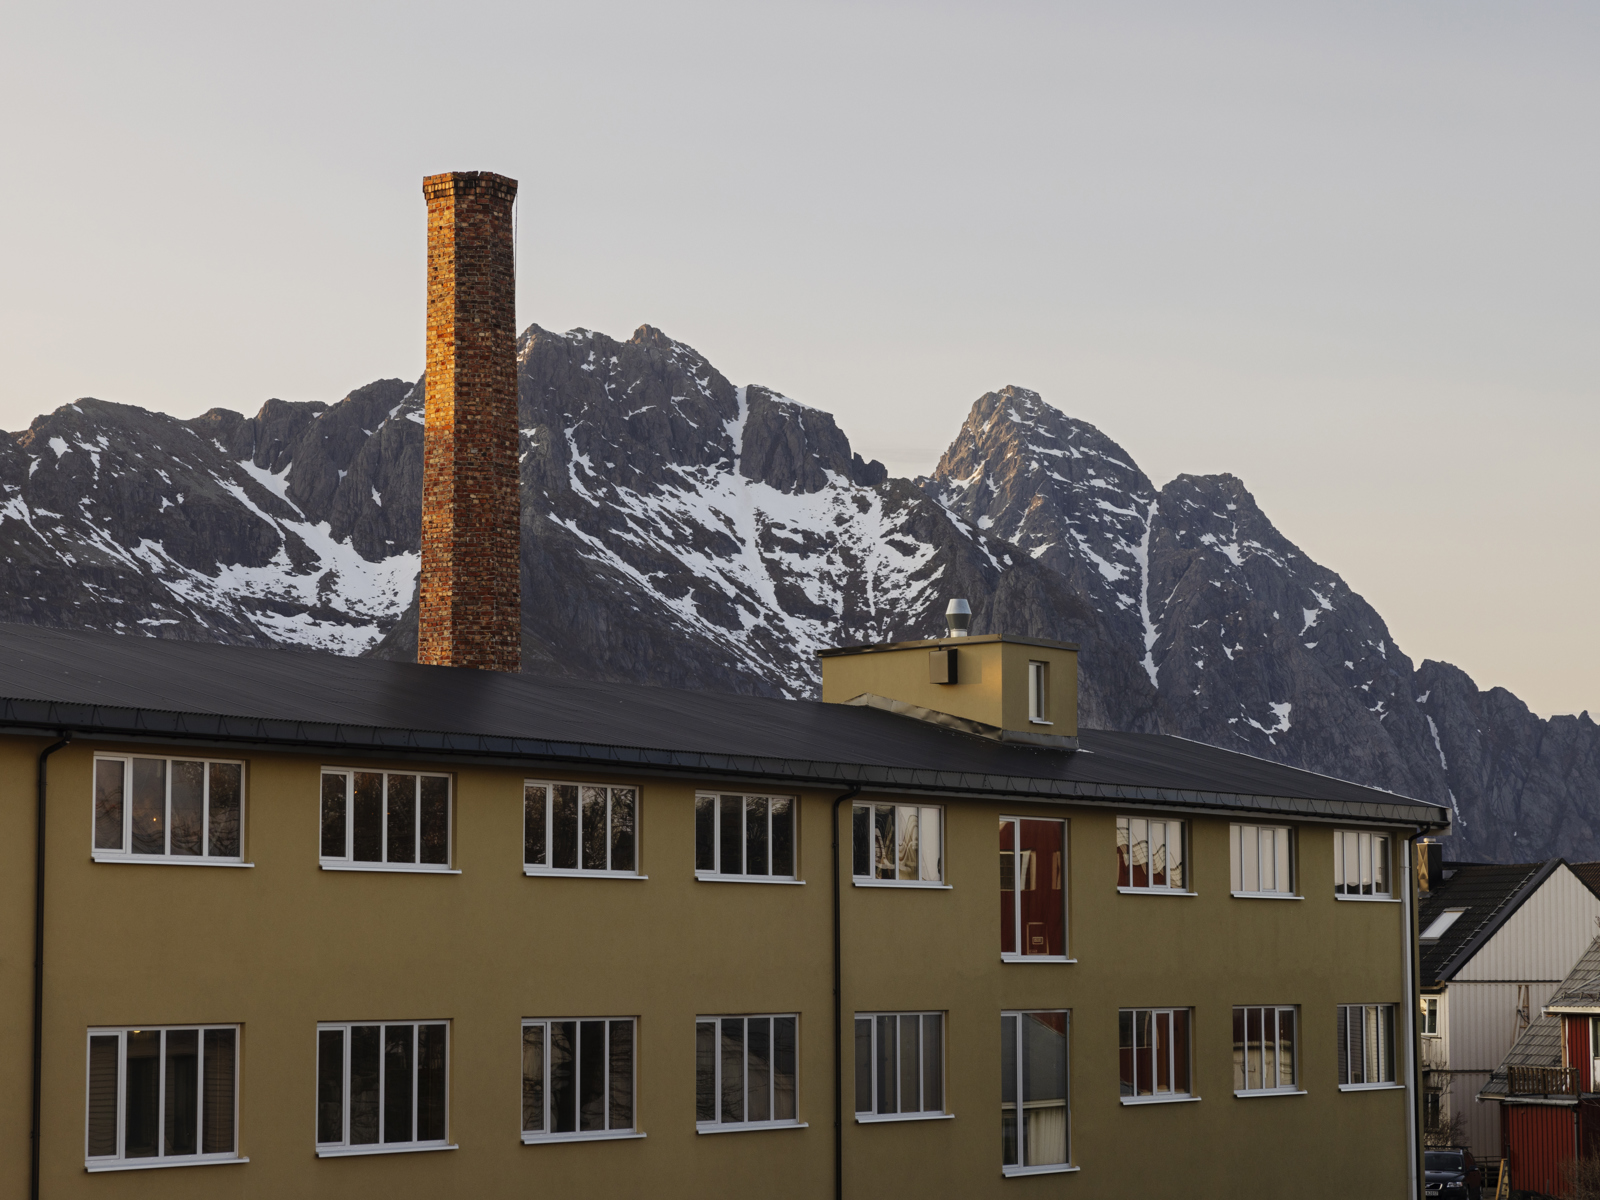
[[3, 324, 1595, 862]]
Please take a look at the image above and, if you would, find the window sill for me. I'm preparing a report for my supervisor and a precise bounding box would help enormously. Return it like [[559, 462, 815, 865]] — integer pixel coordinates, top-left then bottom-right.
[[1120, 1094, 1200, 1106], [316, 1142, 457, 1158], [86, 1156, 247, 1173], [694, 874, 804, 886], [855, 1111, 954, 1124], [320, 862, 461, 875], [91, 853, 253, 868], [1231, 891, 1301, 901], [1233, 1089, 1306, 1099], [524, 869, 647, 880], [696, 1121, 806, 1135], [1338, 1082, 1405, 1092], [1028, 719, 1054, 726], [853, 879, 951, 890], [1003, 1163, 1079, 1177], [522, 1130, 646, 1144], [1001, 954, 1076, 965], [1117, 887, 1197, 897], [1334, 894, 1399, 903]]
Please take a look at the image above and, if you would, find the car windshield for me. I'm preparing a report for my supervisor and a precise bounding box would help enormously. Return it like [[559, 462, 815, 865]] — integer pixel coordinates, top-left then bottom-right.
[[1426, 1152, 1464, 1171]]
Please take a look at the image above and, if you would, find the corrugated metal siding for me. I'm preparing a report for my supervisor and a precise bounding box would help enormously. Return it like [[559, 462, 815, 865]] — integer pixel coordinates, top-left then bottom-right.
[[1566, 1015, 1591, 1089], [1455, 866, 1600, 982], [1507, 1104, 1576, 1197]]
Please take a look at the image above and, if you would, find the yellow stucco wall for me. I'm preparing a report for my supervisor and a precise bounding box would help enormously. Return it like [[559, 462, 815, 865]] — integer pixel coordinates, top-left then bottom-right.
[[0, 736, 1412, 1198]]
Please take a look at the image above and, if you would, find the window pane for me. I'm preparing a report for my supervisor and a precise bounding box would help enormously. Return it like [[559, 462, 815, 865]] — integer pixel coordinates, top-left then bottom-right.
[[855, 1018, 872, 1113], [1001, 1015, 1018, 1167], [417, 1024, 447, 1142], [1232, 1008, 1246, 1091], [1150, 821, 1167, 888], [387, 775, 417, 865], [609, 1020, 634, 1130], [420, 777, 449, 865], [383, 1025, 414, 1143], [876, 1015, 897, 1114], [94, 759, 125, 851], [524, 786, 547, 867], [1364, 1007, 1380, 1085], [1115, 818, 1131, 888], [771, 798, 794, 877], [1241, 825, 1259, 892], [1020, 820, 1065, 956], [719, 797, 743, 875], [695, 797, 714, 872], [746, 796, 769, 877], [1173, 1010, 1190, 1093], [1129, 818, 1149, 888], [922, 1014, 943, 1112], [320, 773, 346, 859], [1118, 1011, 1134, 1096], [611, 789, 637, 873], [897, 807, 919, 881], [522, 1025, 545, 1132], [1275, 829, 1291, 893], [1230, 826, 1243, 892], [170, 762, 204, 857], [774, 1017, 797, 1121], [899, 1014, 921, 1113], [202, 1028, 236, 1154], [164, 1028, 199, 1155], [1277, 1008, 1295, 1088], [1167, 822, 1184, 890], [551, 1022, 577, 1133], [720, 1018, 745, 1123], [1382, 1007, 1395, 1083], [920, 808, 941, 882], [579, 1020, 606, 1132], [88, 1034, 120, 1157], [131, 758, 166, 855], [125, 1029, 161, 1157], [582, 787, 608, 872], [1246, 1007, 1262, 1090], [1022, 1012, 1068, 1167], [1000, 820, 1017, 955], [747, 1017, 771, 1122], [349, 1025, 380, 1145], [1360, 833, 1373, 895], [1374, 837, 1389, 894], [695, 1022, 716, 1122], [208, 763, 242, 858], [852, 807, 871, 878], [874, 805, 895, 879], [1155, 1011, 1171, 1093], [1262, 1009, 1276, 1087], [553, 785, 579, 870], [318, 1029, 344, 1144], [352, 773, 382, 863], [1135, 1010, 1152, 1096]]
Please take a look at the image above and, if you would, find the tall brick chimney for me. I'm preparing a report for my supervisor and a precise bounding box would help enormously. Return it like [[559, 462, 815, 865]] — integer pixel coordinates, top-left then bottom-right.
[[418, 171, 521, 672]]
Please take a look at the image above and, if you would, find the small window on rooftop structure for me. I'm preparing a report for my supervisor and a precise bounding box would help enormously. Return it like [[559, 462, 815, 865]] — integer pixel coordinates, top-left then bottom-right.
[[1419, 909, 1466, 942], [1028, 662, 1049, 724]]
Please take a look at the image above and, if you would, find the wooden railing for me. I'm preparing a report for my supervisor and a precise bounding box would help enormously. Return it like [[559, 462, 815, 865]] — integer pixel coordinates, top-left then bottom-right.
[[1507, 1065, 1578, 1096]]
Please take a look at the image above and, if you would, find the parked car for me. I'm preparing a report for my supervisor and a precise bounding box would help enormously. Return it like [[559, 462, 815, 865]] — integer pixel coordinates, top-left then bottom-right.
[[1425, 1150, 1469, 1198]]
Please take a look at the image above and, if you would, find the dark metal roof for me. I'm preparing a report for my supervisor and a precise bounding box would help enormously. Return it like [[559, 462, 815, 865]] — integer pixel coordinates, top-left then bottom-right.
[[1547, 934, 1600, 1013], [1419, 861, 1552, 987], [1478, 1013, 1564, 1100], [0, 623, 1447, 824]]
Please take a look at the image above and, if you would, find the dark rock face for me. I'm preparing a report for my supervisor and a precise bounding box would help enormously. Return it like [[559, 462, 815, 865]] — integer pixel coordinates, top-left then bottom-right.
[[2, 328, 1593, 861]]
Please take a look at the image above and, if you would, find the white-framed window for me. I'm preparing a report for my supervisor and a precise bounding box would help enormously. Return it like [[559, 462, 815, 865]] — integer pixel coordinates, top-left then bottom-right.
[[1232, 1006, 1299, 1095], [92, 755, 244, 863], [1119, 1009, 1193, 1102], [316, 1021, 450, 1154], [694, 794, 796, 882], [319, 770, 452, 871], [1334, 830, 1390, 897], [854, 1012, 945, 1121], [1001, 1010, 1071, 1175], [1420, 997, 1440, 1036], [1116, 816, 1186, 893], [1229, 823, 1294, 897], [1028, 661, 1050, 723], [851, 803, 943, 885], [1000, 816, 1068, 959], [85, 1025, 239, 1170], [1337, 1004, 1397, 1087], [523, 783, 639, 876], [695, 1014, 799, 1131], [1420, 909, 1466, 942], [521, 1018, 638, 1142]]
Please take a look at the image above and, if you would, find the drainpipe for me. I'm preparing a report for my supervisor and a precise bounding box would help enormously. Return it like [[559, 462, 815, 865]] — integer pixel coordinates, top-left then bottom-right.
[[831, 785, 862, 1200], [1402, 830, 1421, 1200], [32, 732, 70, 1200]]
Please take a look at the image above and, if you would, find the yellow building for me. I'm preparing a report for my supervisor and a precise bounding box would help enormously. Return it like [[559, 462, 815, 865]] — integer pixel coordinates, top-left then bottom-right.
[[0, 619, 1446, 1198]]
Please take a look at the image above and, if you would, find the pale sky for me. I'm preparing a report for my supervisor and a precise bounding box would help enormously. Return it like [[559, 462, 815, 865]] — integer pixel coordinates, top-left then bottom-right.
[[3, 2, 1596, 717]]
